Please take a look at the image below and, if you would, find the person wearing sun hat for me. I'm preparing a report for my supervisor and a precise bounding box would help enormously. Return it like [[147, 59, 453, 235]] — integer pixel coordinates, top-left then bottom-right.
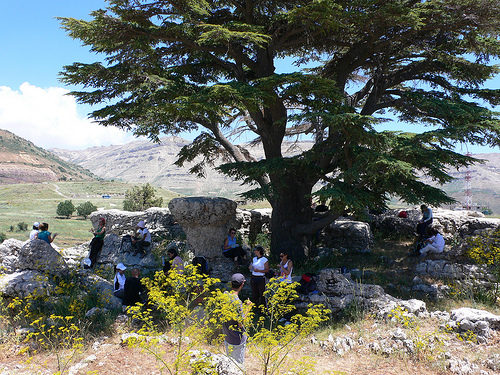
[[29, 222, 40, 240], [113, 263, 127, 299], [131, 220, 151, 257], [222, 273, 249, 366]]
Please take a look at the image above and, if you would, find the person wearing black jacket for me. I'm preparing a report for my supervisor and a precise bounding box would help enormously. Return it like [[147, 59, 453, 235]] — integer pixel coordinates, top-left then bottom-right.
[[122, 268, 146, 307]]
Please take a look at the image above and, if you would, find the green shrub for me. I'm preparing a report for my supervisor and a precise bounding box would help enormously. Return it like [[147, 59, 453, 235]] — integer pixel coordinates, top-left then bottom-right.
[[56, 200, 76, 218], [16, 222, 28, 231], [76, 201, 97, 219], [0, 233, 5, 243], [123, 183, 163, 211]]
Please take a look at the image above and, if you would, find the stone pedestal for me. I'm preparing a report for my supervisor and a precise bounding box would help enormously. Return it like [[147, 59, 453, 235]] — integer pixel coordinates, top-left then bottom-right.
[[168, 197, 239, 280]]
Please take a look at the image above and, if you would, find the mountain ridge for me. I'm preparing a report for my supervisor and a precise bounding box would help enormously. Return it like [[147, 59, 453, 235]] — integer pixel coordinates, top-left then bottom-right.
[[0, 128, 95, 184]]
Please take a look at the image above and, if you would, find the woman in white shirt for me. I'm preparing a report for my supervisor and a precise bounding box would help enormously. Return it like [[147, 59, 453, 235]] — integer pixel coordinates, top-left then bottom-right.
[[113, 263, 127, 299], [249, 246, 269, 307], [420, 227, 445, 257]]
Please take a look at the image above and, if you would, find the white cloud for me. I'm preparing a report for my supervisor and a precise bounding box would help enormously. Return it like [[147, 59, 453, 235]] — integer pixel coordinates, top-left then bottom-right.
[[0, 83, 144, 150]]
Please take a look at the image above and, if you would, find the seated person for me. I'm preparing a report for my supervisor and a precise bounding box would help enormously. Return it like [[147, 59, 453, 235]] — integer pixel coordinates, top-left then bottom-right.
[[37, 222, 58, 244], [29, 221, 40, 240], [420, 227, 445, 257], [164, 248, 184, 274], [122, 268, 146, 307], [416, 204, 433, 239], [222, 228, 247, 264], [113, 263, 127, 299], [131, 220, 151, 256]]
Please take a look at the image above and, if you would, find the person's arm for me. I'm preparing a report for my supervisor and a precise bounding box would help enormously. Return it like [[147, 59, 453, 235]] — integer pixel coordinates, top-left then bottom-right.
[[48, 233, 58, 243], [223, 237, 230, 251], [255, 260, 269, 273], [281, 260, 293, 276]]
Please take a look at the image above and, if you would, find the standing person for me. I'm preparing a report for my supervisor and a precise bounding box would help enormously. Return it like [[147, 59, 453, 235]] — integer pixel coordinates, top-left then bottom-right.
[[89, 218, 106, 268], [122, 268, 146, 308], [223, 273, 248, 366], [223, 228, 247, 265], [166, 248, 184, 273], [131, 220, 151, 257], [416, 204, 433, 239], [29, 222, 40, 240], [37, 223, 58, 244], [420, 227, 445, 257], [278, 252, 293, 283], [249, 245, 269, 307], [113, 263, 127, 299]]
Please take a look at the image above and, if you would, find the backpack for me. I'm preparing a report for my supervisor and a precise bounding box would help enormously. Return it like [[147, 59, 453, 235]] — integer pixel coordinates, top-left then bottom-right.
[[192, 256, 209, 276], [299, 273, 317, 294]]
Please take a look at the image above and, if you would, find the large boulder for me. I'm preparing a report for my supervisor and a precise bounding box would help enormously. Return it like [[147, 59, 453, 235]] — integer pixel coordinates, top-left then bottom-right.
[[168, 197, 237, 258], [89, 207, 183, 239], [322, 219, 373, 253], [0, 270, 55, 298], [0, 239, 24, 273], [17, 239, 68, 275]]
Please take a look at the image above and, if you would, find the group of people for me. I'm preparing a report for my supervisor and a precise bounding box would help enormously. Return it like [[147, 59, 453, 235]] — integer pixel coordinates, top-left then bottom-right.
[[112, 263, 147, 308], [29, 221, 58, 244]]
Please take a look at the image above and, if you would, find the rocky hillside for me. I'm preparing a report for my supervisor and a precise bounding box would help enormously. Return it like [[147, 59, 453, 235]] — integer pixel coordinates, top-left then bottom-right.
[[51, 136, 315, 199], [0, 129, 95, 183], [51, 136, 500, 212]]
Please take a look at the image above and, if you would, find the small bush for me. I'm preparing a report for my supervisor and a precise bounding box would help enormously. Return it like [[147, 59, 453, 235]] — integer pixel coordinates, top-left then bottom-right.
[[16, 222, 28, 231], [56, 200, 76, 218], [0, 233, 5, 243], [76, 201, 97, 219]]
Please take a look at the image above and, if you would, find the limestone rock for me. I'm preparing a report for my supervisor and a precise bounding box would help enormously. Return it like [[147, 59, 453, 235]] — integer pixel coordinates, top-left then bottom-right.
[[0, 238, 24, 273], [168, 197, 237, 258], [18, 239, 68, 275], [323, 219, 373, 253], [0, 270, 54, 298]]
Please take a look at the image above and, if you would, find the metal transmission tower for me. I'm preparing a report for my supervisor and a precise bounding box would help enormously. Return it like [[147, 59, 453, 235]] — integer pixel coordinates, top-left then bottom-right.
[[463, 152, 472, 210]]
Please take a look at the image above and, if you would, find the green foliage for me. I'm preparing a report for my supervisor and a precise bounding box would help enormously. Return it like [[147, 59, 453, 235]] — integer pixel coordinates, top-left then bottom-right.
[[0, 232, 5, 243], [467, 227, 500, 297], [16, 222, 28, 231], [59, 0, 500, 256], [123, 183, 163, 212], [56, 200, 76, 218], [76, 201, 97, 219]]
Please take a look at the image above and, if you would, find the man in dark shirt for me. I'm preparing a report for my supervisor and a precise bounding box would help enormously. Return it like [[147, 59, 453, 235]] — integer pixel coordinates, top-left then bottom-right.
[[122, 268, 145, 308], [222, 273, 247, 366]]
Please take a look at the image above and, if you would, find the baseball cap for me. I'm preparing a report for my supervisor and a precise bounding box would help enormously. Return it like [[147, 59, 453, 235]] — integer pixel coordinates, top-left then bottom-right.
[[231, 273, 246, 284], [116, 263, 127, 271], [137, 220, 146, 228]]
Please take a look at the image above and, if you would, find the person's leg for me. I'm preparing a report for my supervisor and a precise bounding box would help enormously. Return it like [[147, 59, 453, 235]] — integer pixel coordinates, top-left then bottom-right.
[[225, 341, 246, 365], [114, 289, 125, 299], [258, 278, 266, 307], [420, 244, 438, 257], [251, 278, 260, 305]]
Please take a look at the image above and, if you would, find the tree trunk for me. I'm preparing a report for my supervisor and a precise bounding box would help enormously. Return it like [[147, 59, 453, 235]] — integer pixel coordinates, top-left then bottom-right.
[[269, 179, 315, 260]]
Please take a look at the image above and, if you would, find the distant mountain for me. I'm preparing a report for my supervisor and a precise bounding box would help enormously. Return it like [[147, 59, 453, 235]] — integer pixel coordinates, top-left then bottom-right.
[[50, 136, 500, 213], [0, 129, 95, 184], [51, 136, 315, 199]]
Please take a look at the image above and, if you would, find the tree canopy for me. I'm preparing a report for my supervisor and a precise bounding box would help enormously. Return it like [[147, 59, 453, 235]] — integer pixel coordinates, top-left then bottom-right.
[[59, 0, 500, 256], [123, 183, 164, 211]]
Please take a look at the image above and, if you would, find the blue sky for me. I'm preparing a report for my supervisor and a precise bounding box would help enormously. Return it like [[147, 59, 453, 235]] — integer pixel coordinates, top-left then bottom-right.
[[0, 1, 499, 154]]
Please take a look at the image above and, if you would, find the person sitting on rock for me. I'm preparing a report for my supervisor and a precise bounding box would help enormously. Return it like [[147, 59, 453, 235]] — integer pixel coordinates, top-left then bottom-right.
[[29, 221, 40, 240], [223, 228, 247, 265], [37, 222, 58, 244], [416, 204, 433, 239], [420, 227, 445, 257], [131, 220, 151, 257], [113, 263, 127, 299], [88, 218, 106, 268]]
